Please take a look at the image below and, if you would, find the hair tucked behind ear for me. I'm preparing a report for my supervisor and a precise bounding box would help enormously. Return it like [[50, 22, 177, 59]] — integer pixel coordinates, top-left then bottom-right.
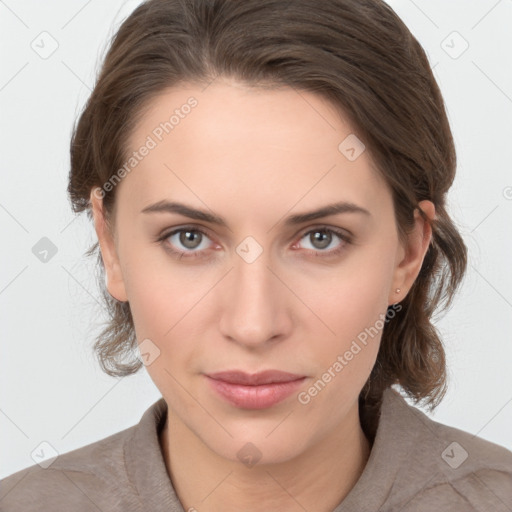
[[67, 0, 468, 429]]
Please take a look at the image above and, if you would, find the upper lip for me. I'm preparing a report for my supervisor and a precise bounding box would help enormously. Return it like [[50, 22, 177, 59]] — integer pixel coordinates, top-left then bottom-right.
[[206, 370, 306, 386]]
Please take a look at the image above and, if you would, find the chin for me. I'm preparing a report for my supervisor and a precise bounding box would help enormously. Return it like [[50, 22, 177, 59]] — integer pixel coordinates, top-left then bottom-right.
[[200, 426, 311, 468]]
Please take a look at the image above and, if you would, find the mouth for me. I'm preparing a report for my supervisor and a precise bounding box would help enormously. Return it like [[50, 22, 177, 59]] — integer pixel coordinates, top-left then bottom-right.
[[204, 370, 307, 409], [207, 369, 306, 385]]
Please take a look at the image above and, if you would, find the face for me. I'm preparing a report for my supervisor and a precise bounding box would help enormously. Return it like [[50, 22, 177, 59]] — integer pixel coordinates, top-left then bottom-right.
[[91, 78, 433, 466]]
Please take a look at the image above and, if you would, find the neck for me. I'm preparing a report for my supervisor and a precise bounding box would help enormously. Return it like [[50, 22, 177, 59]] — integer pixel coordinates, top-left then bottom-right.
[[159, 401, 372, 512]]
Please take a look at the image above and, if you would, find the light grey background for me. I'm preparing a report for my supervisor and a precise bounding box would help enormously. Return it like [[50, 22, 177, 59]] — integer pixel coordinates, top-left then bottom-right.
[[1, 0, 511, 479]]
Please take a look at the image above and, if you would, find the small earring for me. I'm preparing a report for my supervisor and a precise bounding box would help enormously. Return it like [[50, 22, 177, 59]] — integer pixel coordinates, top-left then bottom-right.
[[395, 288, 401, 293]]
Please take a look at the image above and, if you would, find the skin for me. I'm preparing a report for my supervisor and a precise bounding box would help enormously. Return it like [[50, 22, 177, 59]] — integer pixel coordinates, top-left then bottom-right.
[[90, 77, 434, 512]]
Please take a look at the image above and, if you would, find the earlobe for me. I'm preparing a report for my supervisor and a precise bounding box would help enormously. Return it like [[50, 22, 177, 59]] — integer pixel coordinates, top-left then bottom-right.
[[89, 188, 128, 303], [388, 200, 435, 305]]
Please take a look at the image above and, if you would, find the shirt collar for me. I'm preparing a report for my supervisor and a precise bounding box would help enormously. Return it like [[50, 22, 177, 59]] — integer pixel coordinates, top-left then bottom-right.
[[123, 386, 422, 512], [124, 397, 184, 511]]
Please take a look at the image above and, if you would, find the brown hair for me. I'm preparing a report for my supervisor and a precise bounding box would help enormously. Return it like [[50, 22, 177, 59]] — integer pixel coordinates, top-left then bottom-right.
[[67, 0, 467, 426]]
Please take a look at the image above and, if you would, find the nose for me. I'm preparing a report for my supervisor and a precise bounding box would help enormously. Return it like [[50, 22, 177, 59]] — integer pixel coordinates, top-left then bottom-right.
[[218, 245, 293, 349]]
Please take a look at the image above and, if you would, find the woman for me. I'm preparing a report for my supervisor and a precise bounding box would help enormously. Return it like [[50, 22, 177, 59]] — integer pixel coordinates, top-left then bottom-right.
[[1, 0, 511, 510]]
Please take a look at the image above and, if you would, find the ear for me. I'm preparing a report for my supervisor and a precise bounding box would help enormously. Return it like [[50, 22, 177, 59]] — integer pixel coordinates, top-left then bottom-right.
[[388, 200, 435, 305], [89, 188, 128, 302]]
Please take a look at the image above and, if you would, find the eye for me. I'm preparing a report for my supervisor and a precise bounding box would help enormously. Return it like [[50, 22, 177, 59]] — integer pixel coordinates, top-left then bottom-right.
[[294, 227, 351, 257], [157, 226, 214, 258], [156, 225, 352, 260]]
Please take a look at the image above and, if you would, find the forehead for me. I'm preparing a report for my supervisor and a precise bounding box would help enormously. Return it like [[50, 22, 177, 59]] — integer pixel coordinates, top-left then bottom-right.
[[117, 79, 390, 218]]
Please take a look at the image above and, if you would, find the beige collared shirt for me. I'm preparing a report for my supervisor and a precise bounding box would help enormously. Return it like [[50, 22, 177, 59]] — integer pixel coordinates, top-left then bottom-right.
[[1, 387, 511, 511]]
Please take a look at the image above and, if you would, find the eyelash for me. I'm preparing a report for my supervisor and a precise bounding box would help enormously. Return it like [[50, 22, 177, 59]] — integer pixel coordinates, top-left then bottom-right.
[[156, 225, 352, 260]]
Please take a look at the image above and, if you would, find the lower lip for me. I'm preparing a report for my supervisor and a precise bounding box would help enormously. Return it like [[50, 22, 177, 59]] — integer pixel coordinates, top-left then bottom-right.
[[205, 376, 306, 409]]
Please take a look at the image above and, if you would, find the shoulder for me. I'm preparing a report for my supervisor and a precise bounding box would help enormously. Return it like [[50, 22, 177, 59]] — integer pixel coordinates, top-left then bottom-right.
[[381, 388, 512, 511], [0, 419, 139, 511], [402, 424, 512, 511]]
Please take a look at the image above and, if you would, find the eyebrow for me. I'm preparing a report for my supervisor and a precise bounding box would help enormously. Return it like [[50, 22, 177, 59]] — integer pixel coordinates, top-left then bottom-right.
[[141, 200, 371, 227]]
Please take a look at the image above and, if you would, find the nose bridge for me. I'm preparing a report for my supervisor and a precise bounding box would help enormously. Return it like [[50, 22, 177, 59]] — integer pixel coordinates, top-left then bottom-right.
[[219, 239, 287, 346]]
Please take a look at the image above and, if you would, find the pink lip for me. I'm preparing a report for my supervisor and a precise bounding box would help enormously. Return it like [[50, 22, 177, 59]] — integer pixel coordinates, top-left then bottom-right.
[[205, 370, 307, 409], [207, 370, 305, 385]]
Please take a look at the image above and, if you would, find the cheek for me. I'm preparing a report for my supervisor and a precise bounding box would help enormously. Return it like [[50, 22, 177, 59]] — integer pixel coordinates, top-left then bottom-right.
[[120, 250, 213, 378], [303, 287, 387, 408], [301, 247, 394, 375], [305, 248, 394, 331], [119, 243, 207, 336]]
